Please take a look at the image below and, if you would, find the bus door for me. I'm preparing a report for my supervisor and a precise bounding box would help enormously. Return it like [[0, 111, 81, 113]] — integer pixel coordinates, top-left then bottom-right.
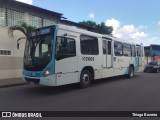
[[106, 40, 112, 68], [102, 38, 113, 78], [55, 36, 79, 86]]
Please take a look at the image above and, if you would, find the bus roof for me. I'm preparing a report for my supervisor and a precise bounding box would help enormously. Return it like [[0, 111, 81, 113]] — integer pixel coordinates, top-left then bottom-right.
[[54, 24, 142, 46]]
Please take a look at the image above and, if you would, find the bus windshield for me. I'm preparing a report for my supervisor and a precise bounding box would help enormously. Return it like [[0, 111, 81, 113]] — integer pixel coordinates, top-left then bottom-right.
[[24, 34, 53, 71]]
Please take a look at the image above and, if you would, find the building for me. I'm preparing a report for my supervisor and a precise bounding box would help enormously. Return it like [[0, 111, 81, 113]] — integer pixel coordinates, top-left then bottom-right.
[[0, 0, 64, 79], [0, 0, 94, 80], [144, 44, 160, 64], [0, 0, 63, 27]]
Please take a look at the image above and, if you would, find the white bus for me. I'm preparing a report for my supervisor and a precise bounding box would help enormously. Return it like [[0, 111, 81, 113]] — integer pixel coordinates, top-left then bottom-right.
[[23, 24, 145, 88]]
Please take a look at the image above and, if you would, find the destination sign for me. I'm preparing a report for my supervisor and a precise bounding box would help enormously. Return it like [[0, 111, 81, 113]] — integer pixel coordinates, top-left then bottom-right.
[[39, 28, 51, 35], [31, 26, 55, 37]]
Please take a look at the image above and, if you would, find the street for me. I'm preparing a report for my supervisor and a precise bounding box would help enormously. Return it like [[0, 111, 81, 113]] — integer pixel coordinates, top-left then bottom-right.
[[0, 72, 160, 111]]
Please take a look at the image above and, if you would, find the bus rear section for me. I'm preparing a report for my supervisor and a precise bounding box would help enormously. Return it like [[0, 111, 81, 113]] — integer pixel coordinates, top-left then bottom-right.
[[134, 45, 145, 73], [102, 37, 145, 79]]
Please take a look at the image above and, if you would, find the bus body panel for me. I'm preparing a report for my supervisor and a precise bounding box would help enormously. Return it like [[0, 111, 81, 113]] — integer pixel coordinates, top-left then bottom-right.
[[55, 27, 79, 86], [77, 36, 103, 80], [23, 74, 56, 86]]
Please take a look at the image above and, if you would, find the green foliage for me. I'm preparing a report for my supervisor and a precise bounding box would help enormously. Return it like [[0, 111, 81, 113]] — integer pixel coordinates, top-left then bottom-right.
[[79, 20, 113, 35], [8, 22, 35, 49], [8, 22, 35, 38], [145, 50, 151, 57]]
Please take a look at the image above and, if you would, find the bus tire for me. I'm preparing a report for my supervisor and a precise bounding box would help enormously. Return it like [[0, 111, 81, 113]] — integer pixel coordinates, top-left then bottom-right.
[[128, 66, 134, 78], [79, 70, 92, 88]]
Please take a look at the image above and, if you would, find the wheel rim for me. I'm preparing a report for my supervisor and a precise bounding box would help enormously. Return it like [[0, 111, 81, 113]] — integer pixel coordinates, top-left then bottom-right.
[[130, 69, 133, 77], [82, 74, 90, 85]]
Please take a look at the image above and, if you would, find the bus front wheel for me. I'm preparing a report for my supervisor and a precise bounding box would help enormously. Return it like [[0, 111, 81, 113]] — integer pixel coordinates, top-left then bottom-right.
[[79, 70, 92, 88]]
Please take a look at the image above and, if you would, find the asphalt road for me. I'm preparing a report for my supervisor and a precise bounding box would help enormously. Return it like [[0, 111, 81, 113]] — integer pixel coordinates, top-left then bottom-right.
[[0, 72, 160, 112]]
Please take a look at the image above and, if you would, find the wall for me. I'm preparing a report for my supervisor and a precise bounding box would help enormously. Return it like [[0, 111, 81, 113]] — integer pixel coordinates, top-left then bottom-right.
[[0, 27, 26, 79]]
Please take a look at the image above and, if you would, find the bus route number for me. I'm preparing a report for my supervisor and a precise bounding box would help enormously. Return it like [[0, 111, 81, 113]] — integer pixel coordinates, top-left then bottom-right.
[[82, 57, 94, 61]]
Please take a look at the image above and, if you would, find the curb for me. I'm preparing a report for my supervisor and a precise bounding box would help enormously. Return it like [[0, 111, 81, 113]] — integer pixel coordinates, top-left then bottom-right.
[[0, 83, 28, 88]]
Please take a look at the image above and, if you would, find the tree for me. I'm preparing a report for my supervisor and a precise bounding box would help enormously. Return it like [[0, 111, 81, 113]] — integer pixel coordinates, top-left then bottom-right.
[[79, 20, 113, 35], [79, 21, 97, 27], [8, 22, 35, 49]]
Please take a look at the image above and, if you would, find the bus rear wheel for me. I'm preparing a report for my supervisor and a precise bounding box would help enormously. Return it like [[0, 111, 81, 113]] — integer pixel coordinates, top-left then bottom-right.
[[128, 66, 134, 78], [79, 70, 92, 88]]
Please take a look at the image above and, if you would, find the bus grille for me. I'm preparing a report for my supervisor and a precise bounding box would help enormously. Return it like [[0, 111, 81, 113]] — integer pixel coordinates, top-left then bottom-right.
[[25, 77, 40, 84]]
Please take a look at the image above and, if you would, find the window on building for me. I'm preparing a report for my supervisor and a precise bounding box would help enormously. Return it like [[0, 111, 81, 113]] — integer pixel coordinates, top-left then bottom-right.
[[131, 45, 136, 57], [0, 7, 58, 27], [7, 9, 24, 26], [114, 41, 123, 56], [123, 43, 131, 57], [0, 7, 6, 26], [0, 50, 11, 56], [29, 15, 42, 28], [43, 19, 55, 27], [80, 35, 99, 55]]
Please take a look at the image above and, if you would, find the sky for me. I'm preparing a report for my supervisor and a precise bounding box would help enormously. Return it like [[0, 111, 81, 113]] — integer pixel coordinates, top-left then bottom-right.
[[16, 0, 160, 46]]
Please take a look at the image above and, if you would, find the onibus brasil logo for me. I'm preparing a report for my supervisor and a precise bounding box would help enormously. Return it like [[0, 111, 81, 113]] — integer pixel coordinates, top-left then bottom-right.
[[1, 112, 42, 118]]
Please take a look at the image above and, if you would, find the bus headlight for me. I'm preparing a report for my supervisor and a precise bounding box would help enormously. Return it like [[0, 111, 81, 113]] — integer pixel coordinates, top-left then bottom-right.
[[44, 70, 50, 76]]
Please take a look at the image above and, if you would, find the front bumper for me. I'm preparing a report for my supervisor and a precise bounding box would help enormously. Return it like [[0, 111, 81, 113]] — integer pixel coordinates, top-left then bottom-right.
[[23, 74, 56, 86]]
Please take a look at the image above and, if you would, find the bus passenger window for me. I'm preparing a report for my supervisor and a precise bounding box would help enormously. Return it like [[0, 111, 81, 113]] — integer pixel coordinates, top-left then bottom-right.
[[103, 40, 106, 54], [123, 43, 131, 57], [56, 37, 76, 60], [114, 42, 123, 56], [136, 46, 141, 57], [131, 45, 136, 57], [108, 41, 111, 55], [80, 35, 99, 55]]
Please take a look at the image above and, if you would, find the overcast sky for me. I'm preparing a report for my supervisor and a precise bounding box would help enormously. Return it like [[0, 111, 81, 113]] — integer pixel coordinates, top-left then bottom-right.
[[16, 0, 160, 46]]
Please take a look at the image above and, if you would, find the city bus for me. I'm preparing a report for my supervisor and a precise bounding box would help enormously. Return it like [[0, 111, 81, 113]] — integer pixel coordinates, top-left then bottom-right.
[[23, 24, 145, 88]]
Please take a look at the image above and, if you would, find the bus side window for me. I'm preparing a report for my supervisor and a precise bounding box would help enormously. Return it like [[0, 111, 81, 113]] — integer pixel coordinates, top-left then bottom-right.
[[108, 41, 111, 55], [131, 45, 136, 57], [123, 43, 131, 57], [80, 35, 99, 55], [103, 40, 106, 54], [136, 46, 141, 57], [114, 41, 123, 56], [56, 37, 76, 60]]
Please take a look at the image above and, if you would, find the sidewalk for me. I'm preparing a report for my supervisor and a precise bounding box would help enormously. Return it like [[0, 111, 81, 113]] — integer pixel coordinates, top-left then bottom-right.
[[0, 78, 28, 88]]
